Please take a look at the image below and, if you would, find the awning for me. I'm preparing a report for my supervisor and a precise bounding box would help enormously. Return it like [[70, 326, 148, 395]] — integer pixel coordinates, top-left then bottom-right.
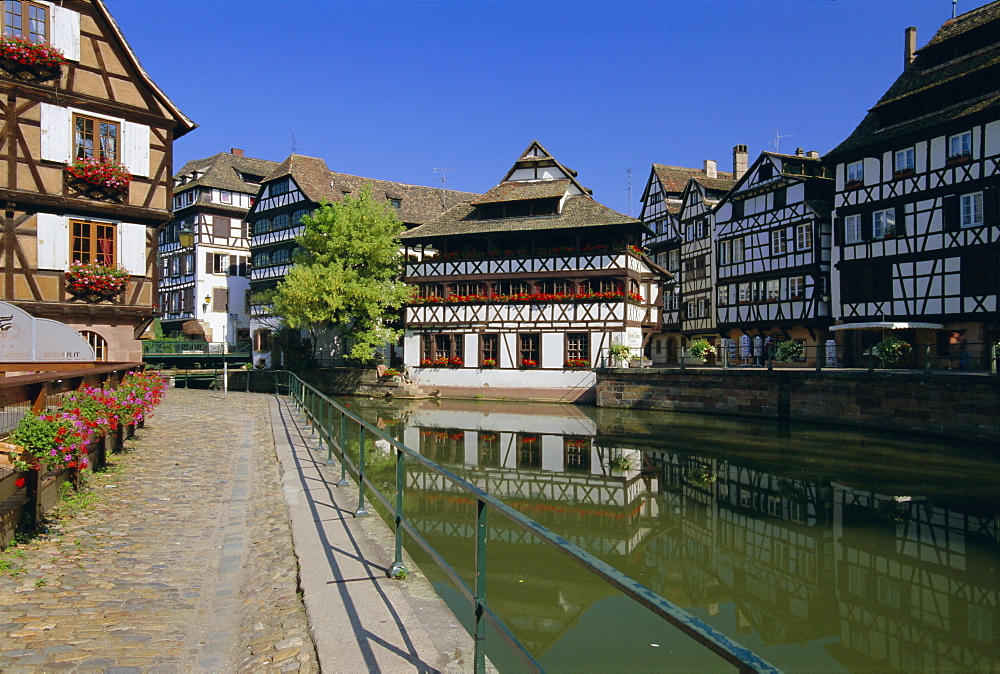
[[828, 321, 945, 331]]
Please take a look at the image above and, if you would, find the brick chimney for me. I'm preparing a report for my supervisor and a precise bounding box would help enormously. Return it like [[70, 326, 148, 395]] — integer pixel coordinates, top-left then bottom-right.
[[732, 145, 749, 180], [230, 148, 244, 156], [704, 159, 718, 178], [905, 26, 917, 68], [795, 147, 805, 157]]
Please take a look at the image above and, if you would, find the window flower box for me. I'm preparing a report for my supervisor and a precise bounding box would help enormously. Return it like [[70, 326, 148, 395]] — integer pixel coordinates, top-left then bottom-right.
[[520, 359, 538, 369], [892, 168, 915, 179], [565, 358, 591, 369], [66, 261, 129, 303], [0, 36, 66, 81], [480, 358, 497, 368], [945, 153, 972, 167], [843, 179, 863, 190], [65, 158, 131, 202], [448, 356, 463, 367]]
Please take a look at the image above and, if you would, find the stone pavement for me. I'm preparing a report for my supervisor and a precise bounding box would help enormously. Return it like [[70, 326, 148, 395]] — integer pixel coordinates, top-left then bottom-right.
[[0, 387, 474, 673], [0, 389, 316, 672]]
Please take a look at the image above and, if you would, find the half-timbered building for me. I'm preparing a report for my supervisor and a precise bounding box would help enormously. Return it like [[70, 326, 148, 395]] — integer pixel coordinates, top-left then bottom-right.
[[714, 149, 834, 363], [640, 161, 735, 364], [158, 149, 277, 345], [676, 164, 736, 360], [827, 4, 1000, 364], [401, 141, 667, 401], [0, 0, 195, 362], [246, 153, 474, 367]]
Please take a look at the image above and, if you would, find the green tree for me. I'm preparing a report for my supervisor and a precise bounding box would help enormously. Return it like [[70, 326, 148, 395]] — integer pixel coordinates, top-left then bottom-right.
[[268, 189, 412, 362]]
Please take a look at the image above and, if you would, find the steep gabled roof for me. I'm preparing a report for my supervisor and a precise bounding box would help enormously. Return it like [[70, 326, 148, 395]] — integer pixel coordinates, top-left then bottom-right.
[[174, 152, 279, 195], [499, 140, 592, 196], [827, 0, 1000, 158], [724, 151, 832, 199], [401, 194, 638, 241], [651, 164, 734, 194], [96, 0, 196, 137], [259, 154, 478, 226]]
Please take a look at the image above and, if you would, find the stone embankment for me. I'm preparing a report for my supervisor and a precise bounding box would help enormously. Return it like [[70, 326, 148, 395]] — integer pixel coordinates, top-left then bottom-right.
[[597, 368, 1000, 441]]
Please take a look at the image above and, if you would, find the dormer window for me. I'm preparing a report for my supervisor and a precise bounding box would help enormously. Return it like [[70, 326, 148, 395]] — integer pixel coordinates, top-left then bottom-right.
[[271, 178, 289, 196], [390, 198, 401, 209], [477, 198, 558, 220], [219, 190, 232, 204]]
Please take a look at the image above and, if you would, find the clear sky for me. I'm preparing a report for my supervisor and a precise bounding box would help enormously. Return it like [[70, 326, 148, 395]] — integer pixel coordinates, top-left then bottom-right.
[[106, 0, 992, 217]]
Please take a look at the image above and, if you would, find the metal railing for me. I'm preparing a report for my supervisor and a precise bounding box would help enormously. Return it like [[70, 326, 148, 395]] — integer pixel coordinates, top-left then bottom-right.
[[284, 372, 778, 673], [668, 340, 999, 374], [142, 340, 252, 356]]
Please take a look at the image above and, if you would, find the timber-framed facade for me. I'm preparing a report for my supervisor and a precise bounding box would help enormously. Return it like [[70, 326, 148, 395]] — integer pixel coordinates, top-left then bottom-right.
[[827, 3, 1000, 366], [246, 153, 474, 367], [0, 0, 195, 362], [714, 149, 834, 363], [401, 141, 668, 401], [158, 149, 278, 344]]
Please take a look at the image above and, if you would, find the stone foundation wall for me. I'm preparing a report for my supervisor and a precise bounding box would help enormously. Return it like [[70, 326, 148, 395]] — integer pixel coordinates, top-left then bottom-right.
[[596, 369, 1000, 441]]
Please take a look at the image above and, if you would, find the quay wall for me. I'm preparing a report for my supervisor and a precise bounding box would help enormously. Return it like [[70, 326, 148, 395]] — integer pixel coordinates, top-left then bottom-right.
[[596, 369, 1000, 442]]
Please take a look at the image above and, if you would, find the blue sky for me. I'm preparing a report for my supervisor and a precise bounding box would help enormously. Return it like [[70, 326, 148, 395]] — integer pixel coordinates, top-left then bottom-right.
[[106, 0, 991, 217]]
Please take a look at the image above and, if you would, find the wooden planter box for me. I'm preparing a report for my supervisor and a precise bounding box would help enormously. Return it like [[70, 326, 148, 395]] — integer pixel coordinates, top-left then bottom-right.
[[0, 469, 30, 549]]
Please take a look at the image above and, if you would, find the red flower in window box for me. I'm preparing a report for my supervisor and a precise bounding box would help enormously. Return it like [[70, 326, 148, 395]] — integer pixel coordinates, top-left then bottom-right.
[[420, 358, 433, 367], [448, 356, 463, 367], [520, 359, 538, 368], [66, 261, 129, 300], [0, 35, 67, 68], [65, 157, 132, 191], [565, 358, 591, 369], [435, 356, 450, 367], [481, 358, 497, 368], [844, 179, 863, 190]]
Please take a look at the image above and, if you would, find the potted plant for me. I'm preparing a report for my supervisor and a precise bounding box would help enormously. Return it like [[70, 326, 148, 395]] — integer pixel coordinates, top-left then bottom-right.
[[872, 337, 912, 365], [608, 454, 633, 473], [380, 368, 400, 378], [687, 338, 716, 363], [774, 340, 804, 363], [64, 157, 132, 200], [65, 261, 130, 302], [607, 343, 631, 367], [0, 35, 66, 79], [481, 358, 497, 369]]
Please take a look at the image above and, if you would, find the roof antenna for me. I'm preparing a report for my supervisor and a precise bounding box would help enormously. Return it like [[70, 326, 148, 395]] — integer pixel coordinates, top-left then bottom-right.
[[291, 131, 299, 155], [773, 129, 793, 153], [433, 167, 456, 188], [952, 0, 957, 18], [623, 168, 634, 217]]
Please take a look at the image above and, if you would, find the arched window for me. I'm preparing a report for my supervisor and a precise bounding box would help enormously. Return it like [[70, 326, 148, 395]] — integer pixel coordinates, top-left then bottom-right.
[[79, 330, 107, 362], [291, 208, 310, 224], [538, 280, 574, 295], [581, 278, 621, 294], [253, 252, 271, 268], [273, 213, 290, 230], [254, 218, 270, 235], [493, 281, 529, 296], [272, 248, 291, 265]]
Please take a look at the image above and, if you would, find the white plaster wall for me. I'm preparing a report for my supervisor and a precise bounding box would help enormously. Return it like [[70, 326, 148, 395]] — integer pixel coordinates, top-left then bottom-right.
[[787, 183, 805, 203], [410, 366, 596, 392], [541, 332, 564, 368], [985, 121, 1000, 157]]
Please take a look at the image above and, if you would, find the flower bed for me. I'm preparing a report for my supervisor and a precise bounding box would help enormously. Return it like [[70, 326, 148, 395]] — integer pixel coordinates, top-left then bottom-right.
[[410, 290, 643, 306], [66, 261, 129, 301]]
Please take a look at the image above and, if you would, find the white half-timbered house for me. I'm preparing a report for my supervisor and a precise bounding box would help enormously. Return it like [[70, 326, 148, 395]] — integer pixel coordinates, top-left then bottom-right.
[[827, 4, 1000, 366], [676, 165, 736, 360], [401, 141, 667, 402], [640, 161, 735, 364], [714, 149, 834, 363], [157, 149, 277, 345], [246, 154, 474, 367], [0, 0, 195, 362]]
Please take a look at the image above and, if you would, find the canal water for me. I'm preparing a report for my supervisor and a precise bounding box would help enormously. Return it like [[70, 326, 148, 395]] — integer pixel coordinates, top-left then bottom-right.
[[338, 397, 1000, 672]]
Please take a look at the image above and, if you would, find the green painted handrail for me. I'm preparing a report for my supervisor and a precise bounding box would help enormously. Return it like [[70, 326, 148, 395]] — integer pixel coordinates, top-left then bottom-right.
[[285, 371, 780, 674]]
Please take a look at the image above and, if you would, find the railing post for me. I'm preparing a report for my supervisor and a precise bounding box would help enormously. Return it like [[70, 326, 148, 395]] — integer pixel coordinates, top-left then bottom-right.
[[815, 343, 824, 372], [388, 447, 408, 579], [722, 343, 728, 371], [679, 348, 686, 371], [355, 426, 369, 517], [925, 343, 933, 374], [325, 402, 335, 466], [766, 347, 773, 372], [868, 351, 875, 373], [338, 412, 349, 487], [474, 498, 488, 674]]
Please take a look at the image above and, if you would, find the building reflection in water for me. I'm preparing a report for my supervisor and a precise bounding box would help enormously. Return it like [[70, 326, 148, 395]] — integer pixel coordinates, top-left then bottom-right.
[[358, 398, 1000, 671]]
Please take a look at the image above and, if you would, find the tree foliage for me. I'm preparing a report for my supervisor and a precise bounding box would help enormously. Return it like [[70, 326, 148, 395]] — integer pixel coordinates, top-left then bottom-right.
[[269, 189, 411, 362]]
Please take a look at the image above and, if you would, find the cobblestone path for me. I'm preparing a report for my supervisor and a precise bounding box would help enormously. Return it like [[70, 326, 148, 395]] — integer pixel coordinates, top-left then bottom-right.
[[0, 389, 317, 672]]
